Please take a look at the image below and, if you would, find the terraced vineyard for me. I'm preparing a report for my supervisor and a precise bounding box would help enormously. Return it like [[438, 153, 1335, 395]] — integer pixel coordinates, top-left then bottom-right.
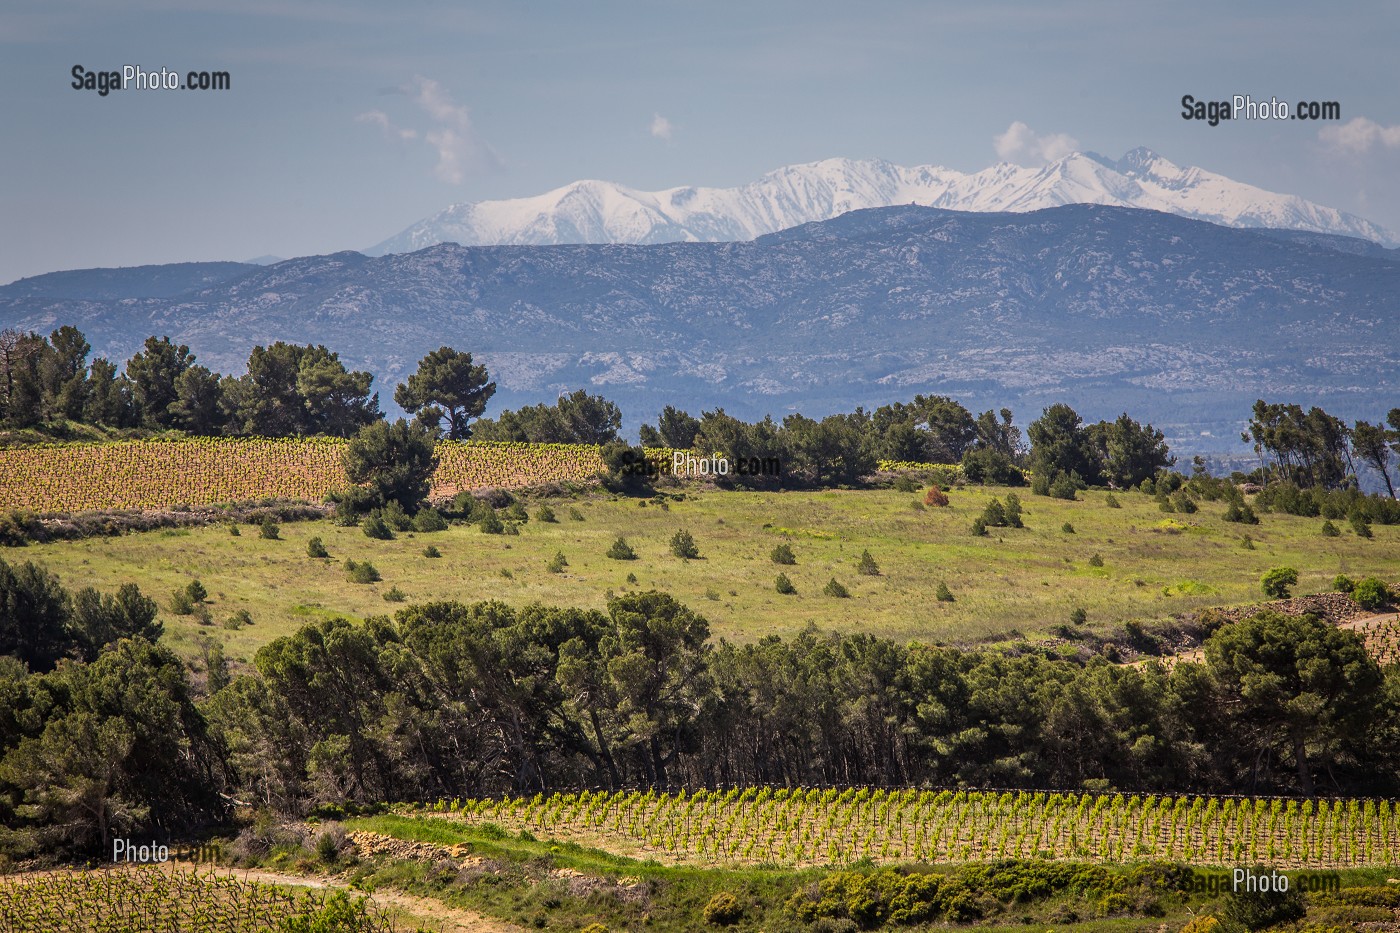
[[0, 437, 628, 512], [423, 787, 1400, 870], [0, 867, 394, 932]]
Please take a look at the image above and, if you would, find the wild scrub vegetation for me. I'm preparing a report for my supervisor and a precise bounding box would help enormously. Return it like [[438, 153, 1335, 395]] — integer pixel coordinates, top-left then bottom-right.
[[16, 481, 1398, 660]]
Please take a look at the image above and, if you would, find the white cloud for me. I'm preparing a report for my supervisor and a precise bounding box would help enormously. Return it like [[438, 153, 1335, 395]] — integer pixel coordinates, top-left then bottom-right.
[[650, 113, 673, 141], [354, 109, 417, 140], [1319, 116, 1400, 154], [993, 121, 1080, 166], [358, 76, 499, 184]]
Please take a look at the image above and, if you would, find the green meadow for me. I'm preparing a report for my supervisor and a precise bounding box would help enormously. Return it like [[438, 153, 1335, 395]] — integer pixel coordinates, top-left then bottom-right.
[[18, 484, 1397, 666]]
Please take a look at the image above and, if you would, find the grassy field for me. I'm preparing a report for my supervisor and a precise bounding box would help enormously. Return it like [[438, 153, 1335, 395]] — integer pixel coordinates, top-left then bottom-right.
[[16, 483, 1397, 666]]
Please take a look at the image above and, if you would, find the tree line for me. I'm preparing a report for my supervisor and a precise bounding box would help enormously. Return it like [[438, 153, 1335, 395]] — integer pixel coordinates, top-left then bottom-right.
[[3, 326, 1397, 498], [2, 563, 1397, 857]]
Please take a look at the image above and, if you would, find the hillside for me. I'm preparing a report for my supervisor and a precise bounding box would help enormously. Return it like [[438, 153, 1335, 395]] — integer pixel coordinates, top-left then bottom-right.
[[19, 483, 1396, 665]]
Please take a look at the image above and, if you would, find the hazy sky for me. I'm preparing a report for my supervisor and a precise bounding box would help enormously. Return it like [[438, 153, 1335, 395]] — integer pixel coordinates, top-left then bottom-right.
[[2, 0, 1398, 284]]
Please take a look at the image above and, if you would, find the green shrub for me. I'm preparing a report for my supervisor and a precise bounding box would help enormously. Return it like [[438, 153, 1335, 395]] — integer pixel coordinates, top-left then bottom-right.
[[503, 501, 529, 523], [1104, 493, 1121, 509], [383, 586, 407, 603], [1031, 473, 1052, 496], [1070, 607, 1087, 625], [547, 551, 568, 573], [170, 588, 195, 615], [1061, 522, 1075, 534], [771, 543, 796, 565], [307, 536, 330, 558], [1351, 510, 1374, 538], [702, 890, 744, 925], [535, 504, 557, 523], [1004, 493, 1024, 527], [223, 609, 253, 631], [970, 517, 988, 537], [936, 582, 954, 602], [1088, 553, 1104, 568], [1353, 577, 1391, 610], [413, 507, 448, 532], [423, 544, 441, 558], [259, 519, 280, 540], [361, 512, 394, 540], [186, 579, 208, 603], [1171, 491, 1197, 514], [1241, 534, 1255, 550], [477, 511, 505, 534], [1260, 566, 1298, 599], [670, 529, 700, 559], [382, 500, 413, 531], [824, 578, 850, 598], [1221, 879, 1305, 931], [568, 507, 585, 521], [1223, 501, 1259, 524], [1049, 473, 1078, 500], [625, 572, 638, 584], [607, 537, 637, 560], [228, 523, 241, 536], [1322, 520, 1340, 537], [856, 549, 880, 575], [1334, 573, 1355, 593], [503, 522, 519, 535], [345, 559, 381, 584], [981, 498, 1006, 526], [775, 573, 796, 595]]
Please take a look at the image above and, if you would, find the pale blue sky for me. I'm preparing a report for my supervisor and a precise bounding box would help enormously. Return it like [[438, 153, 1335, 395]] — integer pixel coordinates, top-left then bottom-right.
[[2, 0, 1397, 283]]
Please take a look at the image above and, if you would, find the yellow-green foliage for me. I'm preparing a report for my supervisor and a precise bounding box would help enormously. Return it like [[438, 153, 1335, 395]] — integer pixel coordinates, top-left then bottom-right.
[[0, 867, 394, 932]]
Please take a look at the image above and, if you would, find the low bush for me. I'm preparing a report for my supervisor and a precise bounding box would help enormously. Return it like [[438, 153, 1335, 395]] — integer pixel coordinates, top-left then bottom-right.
[[362, 512, 394, 540], [702, 891, 744, 925], [824, 578, 850, 598], [412, 507, 448, 532], [1353, 577, 1391, 610], [345, 559, 381, 584], [307, 536, 330, 558], [771, 543, 796, 565], [422, 544, 441, 558], [856, 549, 880, 575], [1260, 566, 1298, 599], [670, 529, 700, 559], [547, 551, 568, 573], [775, 573, 796, 595], [607, 537, 637, 560]]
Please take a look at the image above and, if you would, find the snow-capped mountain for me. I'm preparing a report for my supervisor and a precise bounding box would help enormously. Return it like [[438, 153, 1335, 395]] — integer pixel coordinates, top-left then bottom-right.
[[368, 148, 1399, 254]]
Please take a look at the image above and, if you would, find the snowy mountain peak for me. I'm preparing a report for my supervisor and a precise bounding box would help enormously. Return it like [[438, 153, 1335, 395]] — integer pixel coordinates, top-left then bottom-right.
[[368, 150, 1399, 255]]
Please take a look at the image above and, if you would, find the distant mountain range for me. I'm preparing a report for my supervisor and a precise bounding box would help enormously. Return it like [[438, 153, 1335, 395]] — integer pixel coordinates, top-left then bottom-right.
[[4, 203, 1397, 453], [369, 149, 1400, 254]]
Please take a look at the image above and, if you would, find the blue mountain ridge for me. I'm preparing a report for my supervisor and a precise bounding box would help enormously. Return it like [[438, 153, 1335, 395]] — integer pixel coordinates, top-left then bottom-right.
[[2, 204, 1397, 453]]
